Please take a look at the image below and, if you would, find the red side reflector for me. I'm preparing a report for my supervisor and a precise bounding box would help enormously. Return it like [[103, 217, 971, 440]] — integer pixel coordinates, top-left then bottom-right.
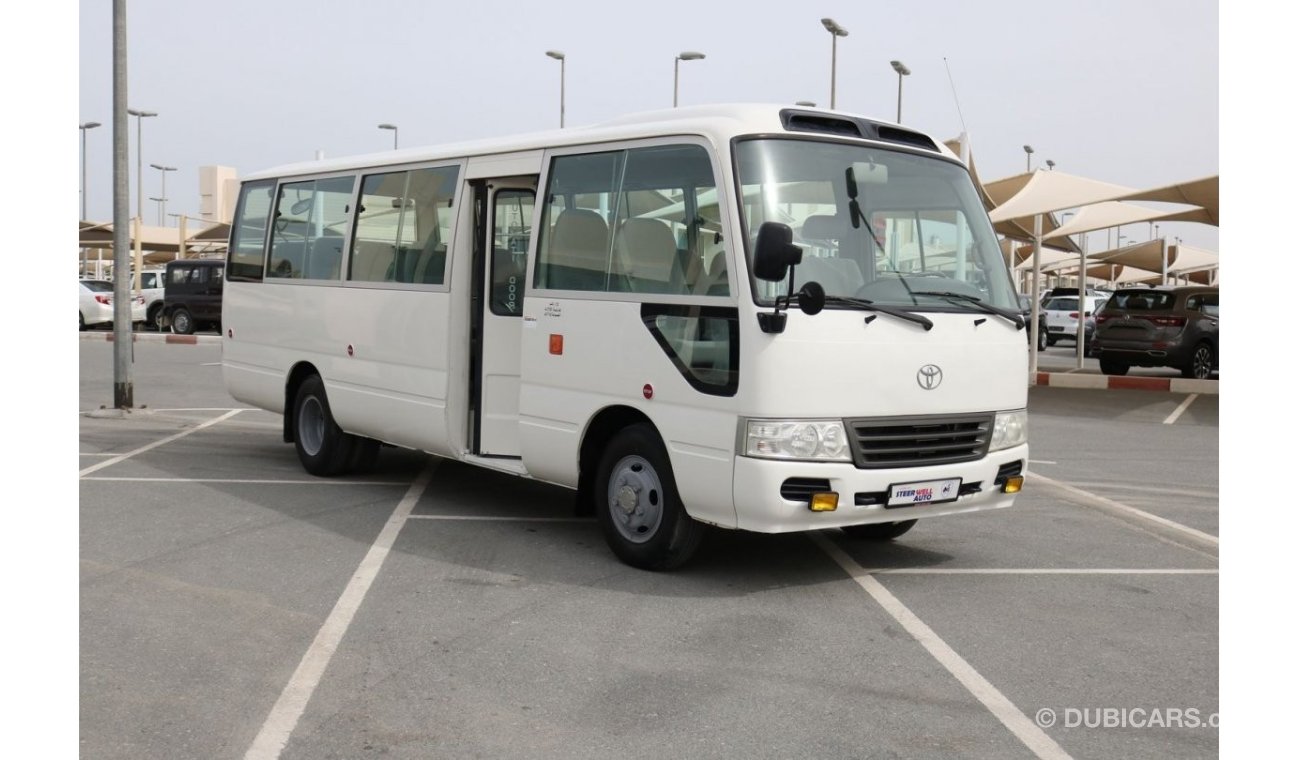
[[549, 334, 564, 355]]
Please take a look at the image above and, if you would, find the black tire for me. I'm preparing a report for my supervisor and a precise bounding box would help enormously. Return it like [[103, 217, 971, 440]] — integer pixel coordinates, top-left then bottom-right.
[[1099, 357, 1129, 376], [347, 437, 382, 473], [1182, 342, 1216, 379], [594, 424, 705, 570], [1046, 336, 1057, 347], [79, 312, 86, 332], [842, 519, 918, 541], [171, 307, 194, 335], [147, 303, 164, 331], [1036, 326, 1048, 352], [293, 375, 354, 476]]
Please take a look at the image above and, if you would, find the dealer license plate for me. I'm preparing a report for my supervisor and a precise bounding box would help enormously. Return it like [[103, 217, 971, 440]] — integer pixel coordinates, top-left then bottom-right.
[[887, 478, 962, 507]]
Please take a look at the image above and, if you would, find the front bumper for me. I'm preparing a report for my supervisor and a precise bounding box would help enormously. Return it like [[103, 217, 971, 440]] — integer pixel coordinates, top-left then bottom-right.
[[729, 444, 1028, 533]]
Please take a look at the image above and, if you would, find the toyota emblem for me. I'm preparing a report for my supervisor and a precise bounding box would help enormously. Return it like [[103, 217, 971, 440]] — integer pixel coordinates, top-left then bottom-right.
[[917, 364, 943, 390]]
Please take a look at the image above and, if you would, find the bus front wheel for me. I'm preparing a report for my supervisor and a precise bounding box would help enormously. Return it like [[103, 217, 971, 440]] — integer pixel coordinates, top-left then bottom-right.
[[293, 375, 353, 476], [595, 424, 705, 571]]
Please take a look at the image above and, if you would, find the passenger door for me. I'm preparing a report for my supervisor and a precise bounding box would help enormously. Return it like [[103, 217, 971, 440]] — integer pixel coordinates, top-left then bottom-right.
[[470, 177, 538, 457]]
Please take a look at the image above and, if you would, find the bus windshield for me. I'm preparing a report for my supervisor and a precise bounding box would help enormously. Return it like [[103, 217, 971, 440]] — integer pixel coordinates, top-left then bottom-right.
[[736, 139, 1016, 311]]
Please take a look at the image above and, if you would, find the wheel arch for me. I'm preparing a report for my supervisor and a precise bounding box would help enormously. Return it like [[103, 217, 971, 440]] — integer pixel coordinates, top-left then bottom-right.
[[282, 361, 322, 443], [575, 405, 655, 516]]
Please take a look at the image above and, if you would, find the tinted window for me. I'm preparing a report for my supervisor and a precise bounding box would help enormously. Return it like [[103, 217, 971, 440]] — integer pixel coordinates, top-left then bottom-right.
[[1112, 290, 1176, 310], [228, 180, 276, 281], [269, 176, 355, 281], [534, 144, 722, 296], [350, 165, 459, 285], [491, 190, 534, 315], [1044, 297, 1078, 311]]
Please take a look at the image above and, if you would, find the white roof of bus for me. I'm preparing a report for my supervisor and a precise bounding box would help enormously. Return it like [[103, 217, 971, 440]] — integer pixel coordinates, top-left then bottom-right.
[[243, 103, 960, 181]]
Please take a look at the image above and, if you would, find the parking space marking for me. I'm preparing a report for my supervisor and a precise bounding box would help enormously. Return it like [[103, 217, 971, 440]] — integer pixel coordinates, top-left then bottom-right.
[[1029, 473, 1218, 551], [811, 533, 1073, 760], [244, 462, 437, 760], [1028, 459, 1057, 465], [78, 410, 243, 477], [1065, 481, 1216, 499], [1163, 393, 1199, 424]]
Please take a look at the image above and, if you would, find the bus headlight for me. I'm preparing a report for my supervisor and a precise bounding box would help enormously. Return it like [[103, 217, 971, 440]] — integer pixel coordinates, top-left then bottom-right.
[[989, 409, 1028, 452], [744, 419, 852, 462]]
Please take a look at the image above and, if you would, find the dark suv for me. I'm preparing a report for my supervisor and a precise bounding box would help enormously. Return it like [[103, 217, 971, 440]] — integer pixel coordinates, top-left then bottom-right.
[[162, 259, 225, 335], [1091, 286, 1218, 379]]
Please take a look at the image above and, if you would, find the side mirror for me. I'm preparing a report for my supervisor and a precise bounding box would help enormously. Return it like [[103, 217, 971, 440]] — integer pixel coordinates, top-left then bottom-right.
[[797, 281, 825, 315], [753, 222, 802, 282]]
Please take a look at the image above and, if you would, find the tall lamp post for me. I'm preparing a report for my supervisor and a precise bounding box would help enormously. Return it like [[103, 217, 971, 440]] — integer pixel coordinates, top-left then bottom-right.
[[1023, 144, 1034, 172], [820, 18, 848, 109], [889, 60, 910, 122], [545, 50, 566, 127], [673, 51, 705, 107], [79, 121, 101, 221], [149, 196, 166, 225], [150, 163, 176, 224], [378, 123, 398, 149], [126, 108, 157, 221]]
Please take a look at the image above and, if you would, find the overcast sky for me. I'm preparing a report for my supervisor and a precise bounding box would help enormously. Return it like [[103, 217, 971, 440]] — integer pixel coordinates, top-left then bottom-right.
[[75, 0, 1218, 252]]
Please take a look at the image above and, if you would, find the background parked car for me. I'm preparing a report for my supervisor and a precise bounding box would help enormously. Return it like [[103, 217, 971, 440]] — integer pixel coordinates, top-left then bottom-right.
[[1091, 286, 1219, 379], [1018, 294, 1049, 351], [1042, 294, 1108, 348], [161, 259, 225, 335], [136, 268, 166, 330], [80, 280, 145, 330]]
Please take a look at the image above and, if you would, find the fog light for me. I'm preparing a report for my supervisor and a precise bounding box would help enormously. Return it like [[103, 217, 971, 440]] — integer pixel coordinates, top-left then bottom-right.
[[1002, 476, 1024, 494], [809, 492, 839, 512]]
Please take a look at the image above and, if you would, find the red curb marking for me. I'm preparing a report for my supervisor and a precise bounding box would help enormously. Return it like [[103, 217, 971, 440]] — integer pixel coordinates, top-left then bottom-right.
[[165, 335, 198, 345], [1035, 372, 1050, 385], [1107, 376, 1170, 392]]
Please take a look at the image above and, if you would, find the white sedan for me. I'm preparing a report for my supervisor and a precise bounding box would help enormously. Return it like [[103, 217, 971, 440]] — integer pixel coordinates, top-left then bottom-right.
[[79, 280, 146, 330]]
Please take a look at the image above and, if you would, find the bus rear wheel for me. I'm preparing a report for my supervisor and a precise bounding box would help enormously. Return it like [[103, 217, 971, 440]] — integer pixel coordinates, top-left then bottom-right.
[[595, 424, 705, 571], [293, 375, 353, 476]]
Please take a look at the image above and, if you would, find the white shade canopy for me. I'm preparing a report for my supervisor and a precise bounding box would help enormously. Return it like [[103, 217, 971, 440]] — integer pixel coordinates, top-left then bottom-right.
[[987, 170, 1137, 223]]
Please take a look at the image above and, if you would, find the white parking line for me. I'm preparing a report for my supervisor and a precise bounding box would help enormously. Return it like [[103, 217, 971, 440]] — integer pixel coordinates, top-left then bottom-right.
[[811, 533, 1073, 760], [1029, 473, 1218, 550], [1163, 393, 1199, 424], [406, 514, 589, 523], [78, 410, 243, 477], [244, 462, 437, 760]]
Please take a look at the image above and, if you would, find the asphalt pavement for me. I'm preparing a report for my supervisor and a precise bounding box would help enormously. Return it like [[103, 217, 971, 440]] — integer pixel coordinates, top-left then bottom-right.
[[78, 337, 1219, 760]]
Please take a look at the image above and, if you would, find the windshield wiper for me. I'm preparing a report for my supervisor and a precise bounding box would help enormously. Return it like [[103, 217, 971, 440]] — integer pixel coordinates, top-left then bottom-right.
[[821, 294, 934, 331], [911, 290, 1025, 329]]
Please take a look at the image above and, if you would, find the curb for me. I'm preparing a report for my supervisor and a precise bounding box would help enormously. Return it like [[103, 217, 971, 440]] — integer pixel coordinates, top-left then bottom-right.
[[1031, 371, 1218, 395]]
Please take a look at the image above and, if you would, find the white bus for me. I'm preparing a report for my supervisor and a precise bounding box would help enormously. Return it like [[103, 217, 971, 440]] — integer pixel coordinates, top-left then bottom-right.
[[222, 104, 1028, 570]]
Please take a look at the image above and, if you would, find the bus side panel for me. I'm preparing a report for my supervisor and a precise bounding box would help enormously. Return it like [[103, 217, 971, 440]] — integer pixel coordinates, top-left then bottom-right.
[[517, 298, 739, 528], [223, 282, 456, 457]]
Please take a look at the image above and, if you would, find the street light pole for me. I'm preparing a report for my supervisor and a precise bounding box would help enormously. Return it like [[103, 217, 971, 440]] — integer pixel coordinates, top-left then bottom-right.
[[545, 50, 566, 127], [149, 196, 165, 225], [674, 51, 705, 107], [126, 108, 157, 221], [1023, 144, 1034, 172], [889, 60, 910, 122], [79, 121, 101, 221], [820, 18, 848, 109], [378, 123, 398, 149], [150, 163, 176, 224]]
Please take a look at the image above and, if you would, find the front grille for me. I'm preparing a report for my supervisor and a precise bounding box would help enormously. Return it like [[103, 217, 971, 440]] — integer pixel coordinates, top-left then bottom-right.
[[846, 413, 993, 469]]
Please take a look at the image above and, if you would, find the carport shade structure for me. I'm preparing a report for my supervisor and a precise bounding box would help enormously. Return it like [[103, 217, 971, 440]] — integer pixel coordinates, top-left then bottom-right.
[[984, 170, 1219, 374]]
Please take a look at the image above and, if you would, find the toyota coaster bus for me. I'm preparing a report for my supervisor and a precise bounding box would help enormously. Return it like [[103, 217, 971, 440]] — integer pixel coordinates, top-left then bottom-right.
[[221, 104, 1029, 570]]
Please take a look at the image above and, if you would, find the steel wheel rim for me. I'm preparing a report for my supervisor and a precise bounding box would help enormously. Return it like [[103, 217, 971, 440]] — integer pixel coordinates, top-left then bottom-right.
[[607, 454, 664, 544], [175, 312, 190, 333], [299, 396, 325, 456]]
